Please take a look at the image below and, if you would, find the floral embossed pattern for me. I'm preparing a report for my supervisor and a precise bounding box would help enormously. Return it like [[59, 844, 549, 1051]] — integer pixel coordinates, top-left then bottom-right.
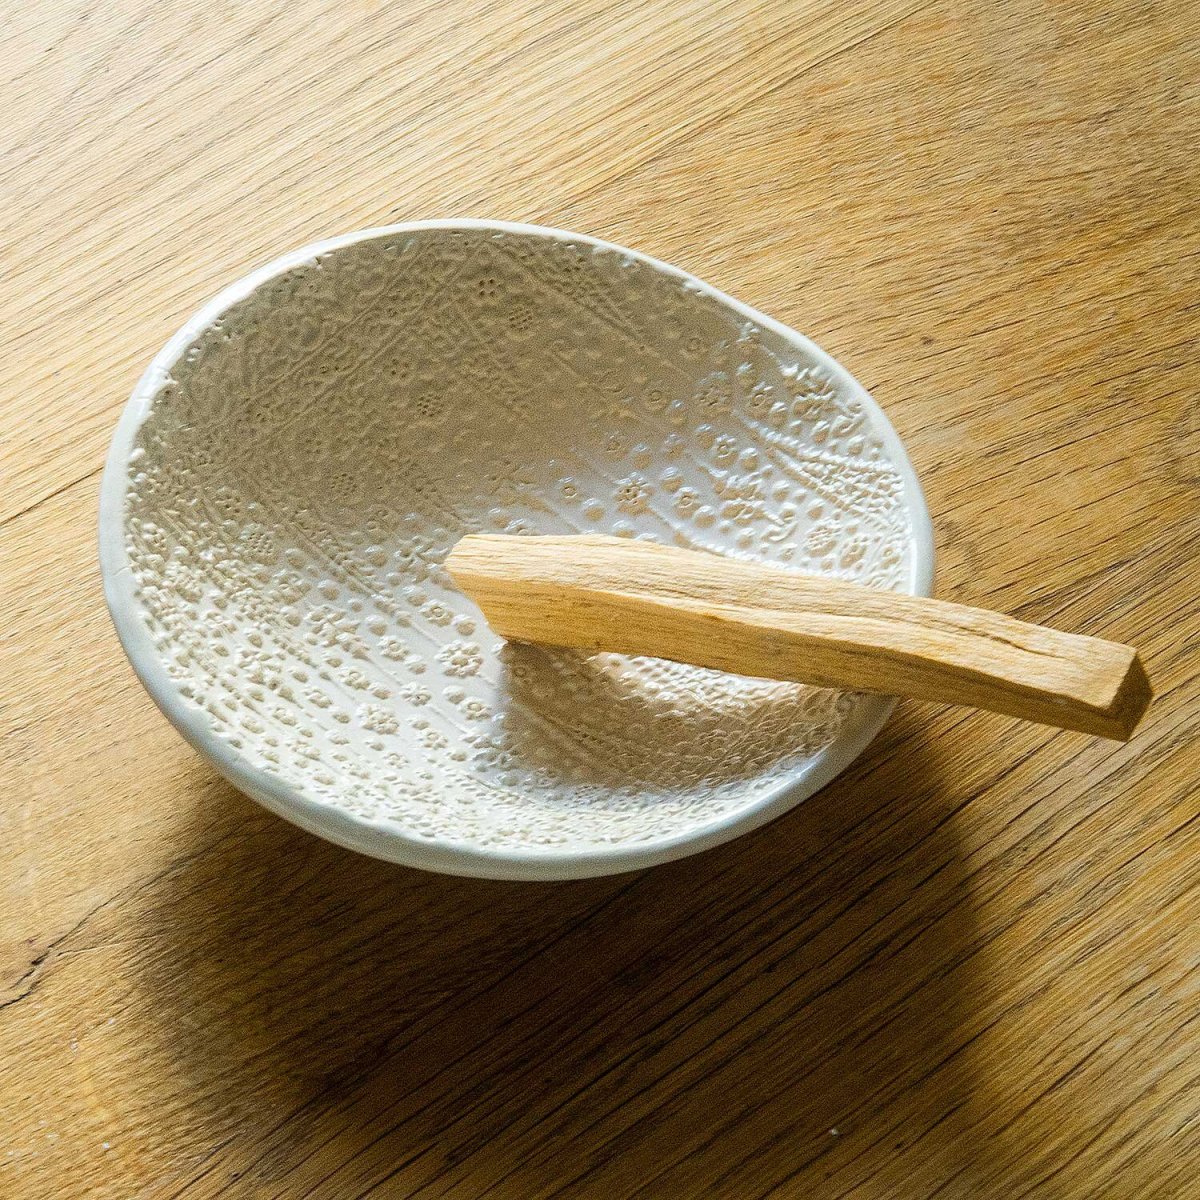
[[120, 226, 919, 854]]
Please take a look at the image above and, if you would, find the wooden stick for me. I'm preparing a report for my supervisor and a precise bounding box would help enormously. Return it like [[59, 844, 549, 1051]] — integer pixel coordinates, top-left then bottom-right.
[[446, 534, 1152, 740]]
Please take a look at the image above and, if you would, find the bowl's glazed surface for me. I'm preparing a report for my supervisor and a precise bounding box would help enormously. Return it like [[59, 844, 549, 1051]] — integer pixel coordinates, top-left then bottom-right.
[[100, 220, 933, 878]]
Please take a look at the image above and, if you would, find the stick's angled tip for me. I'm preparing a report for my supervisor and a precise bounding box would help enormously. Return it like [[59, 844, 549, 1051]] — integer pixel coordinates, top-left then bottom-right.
[[1107, 651, 1153, 741]]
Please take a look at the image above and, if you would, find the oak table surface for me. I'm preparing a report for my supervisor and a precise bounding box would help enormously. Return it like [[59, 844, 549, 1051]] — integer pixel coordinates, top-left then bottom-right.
[[2, 2, 1198, 1197]]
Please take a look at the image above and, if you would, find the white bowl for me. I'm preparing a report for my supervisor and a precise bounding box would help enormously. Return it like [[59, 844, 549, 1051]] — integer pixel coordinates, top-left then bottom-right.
[[100, 220, 933, 880]]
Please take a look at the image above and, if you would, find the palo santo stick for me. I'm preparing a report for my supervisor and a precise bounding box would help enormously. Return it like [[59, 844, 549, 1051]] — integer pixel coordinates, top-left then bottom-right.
[[446, 534, 1151, 740]]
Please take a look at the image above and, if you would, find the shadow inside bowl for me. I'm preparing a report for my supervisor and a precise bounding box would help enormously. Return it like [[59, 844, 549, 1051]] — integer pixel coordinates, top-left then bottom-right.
[[492, 640, 855, 796]]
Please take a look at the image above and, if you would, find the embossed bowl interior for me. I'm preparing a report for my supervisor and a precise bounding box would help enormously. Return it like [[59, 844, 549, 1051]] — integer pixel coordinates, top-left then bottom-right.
[[100, 220, 933, 880]]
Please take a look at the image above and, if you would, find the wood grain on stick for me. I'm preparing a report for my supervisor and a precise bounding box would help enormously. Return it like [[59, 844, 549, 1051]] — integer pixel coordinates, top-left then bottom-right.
[[448, 534, 1152, 739]]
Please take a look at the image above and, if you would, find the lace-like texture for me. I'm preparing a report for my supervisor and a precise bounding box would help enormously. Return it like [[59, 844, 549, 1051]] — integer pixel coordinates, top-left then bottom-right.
[[124, 228, 913, 849]]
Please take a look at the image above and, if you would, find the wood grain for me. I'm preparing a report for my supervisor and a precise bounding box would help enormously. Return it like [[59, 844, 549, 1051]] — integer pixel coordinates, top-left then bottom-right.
[[447, 534, 1152, 739], [2, 2, 1198, 1197]]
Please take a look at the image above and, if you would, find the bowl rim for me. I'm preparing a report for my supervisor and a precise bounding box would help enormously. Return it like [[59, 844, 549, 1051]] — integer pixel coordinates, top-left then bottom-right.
[[99, 218, 935, 881]]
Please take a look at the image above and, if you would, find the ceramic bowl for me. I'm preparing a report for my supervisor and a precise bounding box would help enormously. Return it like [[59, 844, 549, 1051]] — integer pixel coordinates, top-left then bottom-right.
[[100, 220, 933, 880]]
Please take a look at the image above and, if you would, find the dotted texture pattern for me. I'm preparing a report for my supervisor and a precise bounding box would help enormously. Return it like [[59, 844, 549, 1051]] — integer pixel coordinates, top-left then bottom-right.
[[124, 228, 914, 850]]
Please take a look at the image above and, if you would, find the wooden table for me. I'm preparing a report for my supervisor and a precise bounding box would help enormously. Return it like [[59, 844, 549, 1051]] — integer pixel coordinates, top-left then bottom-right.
[[3, 3, 1198, 1196]]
